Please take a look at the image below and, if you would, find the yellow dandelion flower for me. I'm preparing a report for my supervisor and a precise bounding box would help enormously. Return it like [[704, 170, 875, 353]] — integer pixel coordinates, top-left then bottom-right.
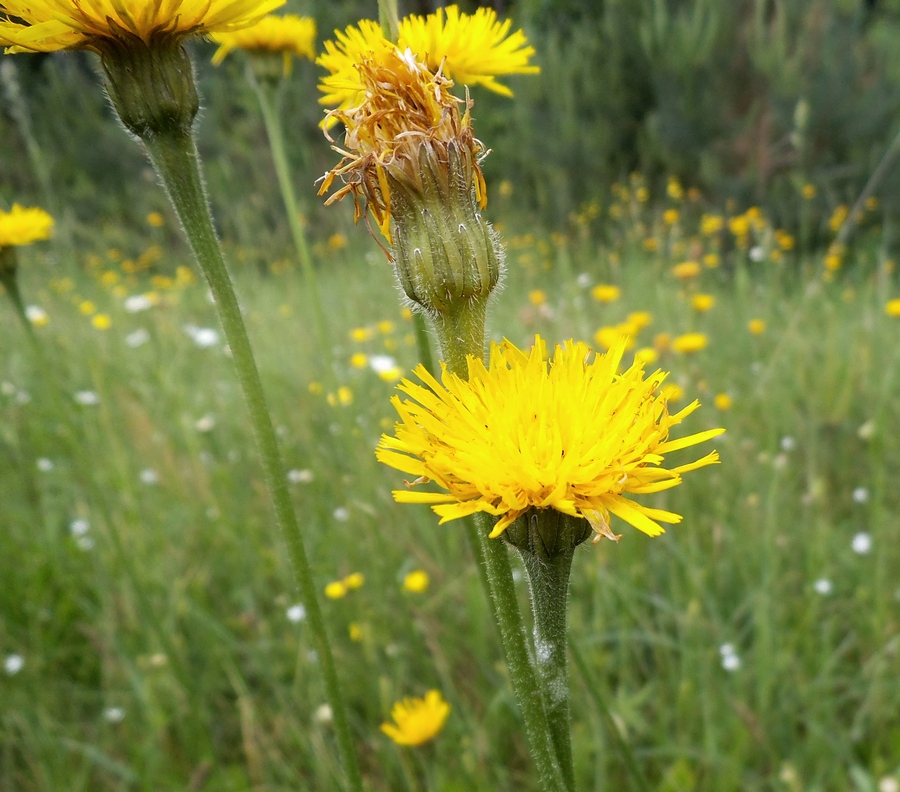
[[627, 311, 652, 330], [0, 204, 54, 248], [634, 347, 658, 366], [667, 179, 683, 201], [653, 332, 671, 352], [692, 294, 715, 313], [802, 184, 816, 200], [308, 381, 324, 394], [351, 327, 373, 342], [0, 0, 283, 52], [376, 336, 722, 541], [529, 289, 547, 306], [884, 299, 900, 318], [350, 353, 369, 368], [643, 237, 658, 251], [146, 211, 165, 228], [663, 209, 680, 226], [79, 300, 96, 316], [828, 205, 849, 233], [703, 253, 719, 268], [210, 14, 316, 76], [671, 261, 701, 280], [590, 284, 620, 303], [92, 313, 112, 330], [343, 572, 364, 589], [662, 383, 683, 402], [594, 326, 633, 351], [328, 233, 348, 250], [672, 332, 708, 353], [403, 570, 430, 593], [748, 318, 766, 335], [378, 320, 395, 335], [324, 581, 347, 599], [381, 690, 450, 747], [348, 622, 363, 641], [714, 393, 732, 411], [317, 6, 538, 114]]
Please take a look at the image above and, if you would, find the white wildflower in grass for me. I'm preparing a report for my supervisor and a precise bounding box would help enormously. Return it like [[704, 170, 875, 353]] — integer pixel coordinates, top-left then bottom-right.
[[25, 305, 48, 324], [879, 777, 900, 792], [125, 328, 151, 348], [104, 707, 125, 723], [4, 654, 24, 675], [286, 604, 307, 623], [287, 469, 314, 484], [369, 354, 398, 373], [195, 415, 216, 432], [851, 532, 872, 555], [852, 487, 869, 504], [749, 245, 765, 262], [15, 390, 31, 404], [74, 391, 100, 406], [314, 704, 333, 724], [69, 518, 90, 537], [76, 536, 95, 551], [36, 458, 54, 472], [184, 325, 220, 349], [780, 436, 796, 452], [1, 382, 15, 395], [124, 294, 154, 312], [813, 578, 833, 595], [139, 469, 159, 485], [333, 507, 349, 522], [576, 272, 592, 287], [719, 643, 741, 671]]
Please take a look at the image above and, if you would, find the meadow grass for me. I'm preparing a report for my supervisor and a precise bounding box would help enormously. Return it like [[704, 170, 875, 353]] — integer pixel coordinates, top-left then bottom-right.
[[1, 206, 899, 791]]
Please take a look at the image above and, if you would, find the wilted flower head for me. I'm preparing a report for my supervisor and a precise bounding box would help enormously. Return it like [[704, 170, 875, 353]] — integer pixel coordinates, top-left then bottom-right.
[[210, 13, 315, 75], [380, 690, 450, 746], [0, 0, 285, 52], [318, 47, 485, 242], [377, 336, 723, 541], [318, 5, 538, 114]]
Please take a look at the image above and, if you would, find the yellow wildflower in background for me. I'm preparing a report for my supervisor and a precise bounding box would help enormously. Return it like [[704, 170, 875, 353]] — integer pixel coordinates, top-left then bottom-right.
[[377, 336, 722, 541], [748, 318, 766, 335], [672, 332, 708, 353], [672, 261, 701, 280], [324, 581, 348, 599], [318, 5, 538, 114], [403, 570, 430, 593], [210, 14, 316, 75], [92, 314, 112, 330], [884, 299, 900, 318], [714, 393, 732, 411], [692, 294, 715, 313], [663, 209, 680, 226], [0, 0, 284, 52], [529, 289, 547, 306], [591, 284, 620, 303], [381, 690, 450, 746], [343, 572, 364, 589], [0, 205, 54, 248], [146, 212, 165, 228]]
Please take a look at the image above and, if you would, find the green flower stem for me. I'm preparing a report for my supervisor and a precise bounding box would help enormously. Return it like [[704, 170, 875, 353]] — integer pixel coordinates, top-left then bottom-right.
[[569, 638, 651, 792], [140, 128, 363, 792], [432, 301, 568, 792], [517, 547, 576, 790], [250, 74, 330, 353], [377, 0, 400, 42], [474, 514, 569, 792], [0, 264, 38, 345]]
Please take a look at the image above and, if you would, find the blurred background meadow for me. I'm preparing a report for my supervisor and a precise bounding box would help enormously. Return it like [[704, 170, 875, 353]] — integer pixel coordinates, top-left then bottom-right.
[[2, 0, 900, 789]]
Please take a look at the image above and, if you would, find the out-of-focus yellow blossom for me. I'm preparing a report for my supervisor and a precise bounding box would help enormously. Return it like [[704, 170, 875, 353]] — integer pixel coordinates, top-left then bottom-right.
[[325, 581, 348, 599], [692, 294, 715, 313], [829, 205, 849, 233], [672, 332, 708, 353], [79, 300, 96, 316], [327, 386, 354, 407], [92, 314, 112, 330], [703, 253, 720, 268], [146, 212, 165, 228], [594, 326, 634, 351], [672, 261, 701, 280], [884, 299, 900, 318], [643, 237, 658, 251], [700, 214, 724, 236], [403, 570, 430, 593], [663, 209, 680, 226], [328, 233, 348, 250], [591, 284, 620, 303], [348, 622, 362, 641], [802, 184, 816, 200], [0, 204, 54, 248], [661, 383, 683, 402], [308, 381, 324, 394], [343, 572, 364, 589], [775, 230, 795, 251], [351, 327, 373, 342], [654, 332, 671, 352], [667, 179, 683, 201], [748, 319, 766, 335], [627, 311, 652, 330], [210, 14, 316, 76], [350, 353, 369, 368], [714, 393, 732, 411], [634, 347, 658, 366], [381, 690, 450, 746], [529, 289, 547, 306]]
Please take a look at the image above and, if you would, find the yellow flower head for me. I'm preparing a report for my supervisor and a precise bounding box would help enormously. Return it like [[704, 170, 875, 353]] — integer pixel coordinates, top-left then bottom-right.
[[317, 5, 538, 114], [377, 336, 723, 541], [0, 0, 285, 52], [672, 332, 708, 353], [210, 14, 315, 74], [381, 690, 450, 746], [317, 47, 486, 242], [0, 204, 54, 248]]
